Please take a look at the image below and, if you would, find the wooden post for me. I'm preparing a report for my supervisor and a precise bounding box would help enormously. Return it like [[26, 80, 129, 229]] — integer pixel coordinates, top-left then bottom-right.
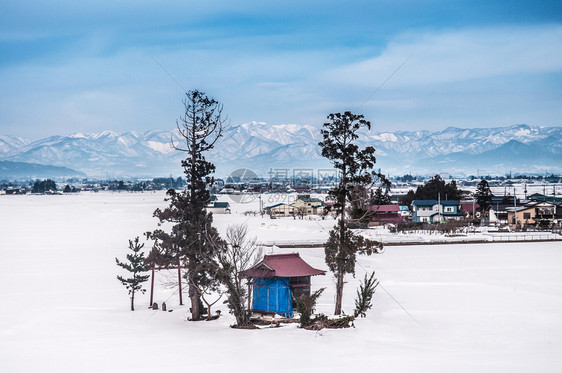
[[247, 280, 252, 312], [177, 258, 183, 306], [149, 267, 155, 307]]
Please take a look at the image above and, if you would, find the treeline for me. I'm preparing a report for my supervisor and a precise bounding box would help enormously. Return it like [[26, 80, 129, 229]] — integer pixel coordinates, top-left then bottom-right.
[[32, 179, 57, 193], [468, 174, 560, 182], [400, 174, 464, 206]]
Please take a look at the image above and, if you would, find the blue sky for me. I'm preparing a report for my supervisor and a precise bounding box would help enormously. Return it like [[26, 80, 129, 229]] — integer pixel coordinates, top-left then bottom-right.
[[1, 0, 561, 139]]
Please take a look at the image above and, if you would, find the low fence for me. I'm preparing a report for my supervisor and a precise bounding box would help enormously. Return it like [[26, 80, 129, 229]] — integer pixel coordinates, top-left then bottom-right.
[[265, 233, 562, 248], [487, 234, 562, 242]]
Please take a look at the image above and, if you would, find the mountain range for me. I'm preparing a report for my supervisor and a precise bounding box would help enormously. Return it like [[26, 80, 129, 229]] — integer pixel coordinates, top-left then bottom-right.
[[0, 123, 561, 179]]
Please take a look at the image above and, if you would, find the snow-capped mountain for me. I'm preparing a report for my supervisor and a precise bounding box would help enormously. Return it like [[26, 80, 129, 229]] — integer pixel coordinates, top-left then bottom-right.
[[0, 123, 560, 178], [0, 135, 32, 154]]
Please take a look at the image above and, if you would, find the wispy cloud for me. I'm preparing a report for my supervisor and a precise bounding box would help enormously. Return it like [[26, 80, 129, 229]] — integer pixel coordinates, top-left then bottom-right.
[[328, 25, 562, 88]]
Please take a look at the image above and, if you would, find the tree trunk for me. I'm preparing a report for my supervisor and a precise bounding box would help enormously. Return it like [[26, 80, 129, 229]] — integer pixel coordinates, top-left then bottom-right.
[[334, 269, 344, 315], [131, 290, 135, 311], [189, 282, 200, 320], [335, 141, 348, 316]]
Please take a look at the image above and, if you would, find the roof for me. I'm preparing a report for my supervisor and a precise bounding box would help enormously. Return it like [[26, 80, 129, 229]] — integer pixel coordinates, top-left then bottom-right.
[[369, 204, 399, 212], [212, 202, 230, 208], [460, 203, 479, 211], [412, 200, 459, 206], [490, 204, 512, 212], [505, 206, 534, 213], [264, 203, 293, 210], [241, 253, 326, 279], [296, 196, 323, 203], [372, 213, 405, 223]]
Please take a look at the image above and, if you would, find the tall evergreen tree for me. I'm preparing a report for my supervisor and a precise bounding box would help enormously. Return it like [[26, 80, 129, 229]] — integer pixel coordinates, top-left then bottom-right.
[[319, 111, 388, 315], [116, 237, 150, 311], [146, 90, 227, 321], [475, 179, 493, 213]]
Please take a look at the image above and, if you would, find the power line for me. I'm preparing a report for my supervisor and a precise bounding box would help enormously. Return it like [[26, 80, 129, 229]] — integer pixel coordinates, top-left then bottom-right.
[[378, 282, 418, 324], [355, 254, 417, 324], [354, 51, 415, 113], [150, 55, 188, 94]]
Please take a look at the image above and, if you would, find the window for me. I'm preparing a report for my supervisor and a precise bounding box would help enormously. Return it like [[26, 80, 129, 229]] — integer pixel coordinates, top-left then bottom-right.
[[444, 207, 454, 213], [523, 212, 531, 220]]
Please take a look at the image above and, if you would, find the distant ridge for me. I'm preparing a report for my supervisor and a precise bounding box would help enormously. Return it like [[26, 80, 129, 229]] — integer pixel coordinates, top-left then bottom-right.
[[0, 161, 87, 180], [0, 123, 561, 178]]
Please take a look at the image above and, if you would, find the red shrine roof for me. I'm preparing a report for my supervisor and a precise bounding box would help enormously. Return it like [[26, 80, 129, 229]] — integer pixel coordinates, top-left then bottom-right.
[[241, 253, 326, 279]]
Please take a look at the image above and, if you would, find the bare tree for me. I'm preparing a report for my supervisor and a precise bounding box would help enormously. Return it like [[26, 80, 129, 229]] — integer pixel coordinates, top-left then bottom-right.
[[218, 224, 262, 327]]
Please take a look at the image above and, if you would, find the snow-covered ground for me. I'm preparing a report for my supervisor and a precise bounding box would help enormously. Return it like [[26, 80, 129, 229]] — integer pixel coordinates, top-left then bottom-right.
[[1, 191, 561, 372]]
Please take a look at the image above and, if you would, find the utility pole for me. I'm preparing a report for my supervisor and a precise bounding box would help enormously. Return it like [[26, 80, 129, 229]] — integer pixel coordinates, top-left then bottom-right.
[[438, 192, 441, 223], [513, 187, 517, 230]]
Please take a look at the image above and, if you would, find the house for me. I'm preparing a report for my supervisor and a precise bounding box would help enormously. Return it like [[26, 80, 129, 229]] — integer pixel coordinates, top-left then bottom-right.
[[264, 194, 326, 217], [506, 200, 559, 228], [206, 201, 231, 214], [368, 204, 405, 226], [241, 253, 326, 317], [264, 203, 297, 217], [491, 195, 518, 205], [291, 194, 325, 215], [528, 193, 562, 203], [398, 205, 411, 219], [460, 202, 480, 219], [411, 200, 463, 223], [489, 204, 511, 225]]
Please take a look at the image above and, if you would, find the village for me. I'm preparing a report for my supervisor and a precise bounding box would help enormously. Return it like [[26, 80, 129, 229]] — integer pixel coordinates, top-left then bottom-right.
[[208, 179, 562, 232], [3, 174, 562, 232]]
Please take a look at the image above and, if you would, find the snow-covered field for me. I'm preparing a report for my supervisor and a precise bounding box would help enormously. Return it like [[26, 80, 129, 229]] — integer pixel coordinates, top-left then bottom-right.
[[1, 191, 561, 372]]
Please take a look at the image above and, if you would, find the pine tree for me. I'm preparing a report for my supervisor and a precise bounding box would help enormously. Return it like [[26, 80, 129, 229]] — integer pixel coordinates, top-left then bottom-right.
[[354, 271, 378, 318], [293, 288, 325, 328], [116, 237, 150, 311], [475, 179, 493, 214], [318, 111, 387, 315], [147, 90, 227, 321]]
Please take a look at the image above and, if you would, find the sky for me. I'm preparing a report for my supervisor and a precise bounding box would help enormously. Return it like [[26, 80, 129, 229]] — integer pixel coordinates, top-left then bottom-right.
[[1, 0, 561, 139]]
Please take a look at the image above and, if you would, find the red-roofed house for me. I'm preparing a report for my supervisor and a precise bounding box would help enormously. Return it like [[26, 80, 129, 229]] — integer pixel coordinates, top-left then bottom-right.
[[460, 202, 480, 219], [368, 204, 405, 226]]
